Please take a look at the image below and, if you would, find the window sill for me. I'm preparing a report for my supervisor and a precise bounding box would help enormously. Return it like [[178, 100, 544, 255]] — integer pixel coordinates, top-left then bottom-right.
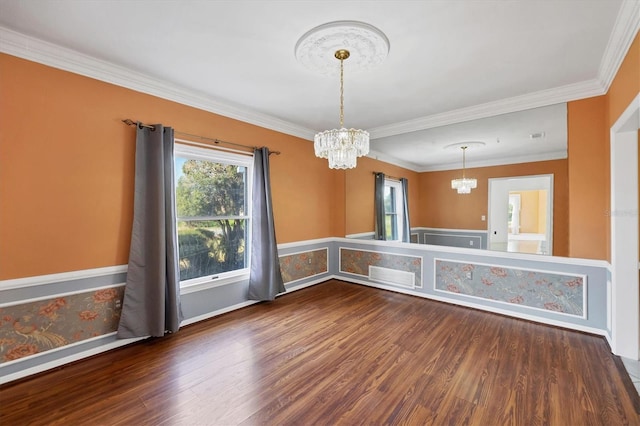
[[180, 272, 250, 295]]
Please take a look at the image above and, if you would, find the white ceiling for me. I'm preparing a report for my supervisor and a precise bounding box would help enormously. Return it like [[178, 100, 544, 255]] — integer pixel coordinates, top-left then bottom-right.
[[0, 0, 638, 171]]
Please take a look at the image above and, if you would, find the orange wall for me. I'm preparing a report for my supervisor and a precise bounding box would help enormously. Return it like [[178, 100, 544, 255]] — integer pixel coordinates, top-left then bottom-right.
[[607, 34, 639, 126], [418, 160, 569, 257], [564, 32, 639, 261], [1, 32, 637, 278], [0, 54, 342, 280], [345, 157, 420, 236], [567, 96, 608, 260]]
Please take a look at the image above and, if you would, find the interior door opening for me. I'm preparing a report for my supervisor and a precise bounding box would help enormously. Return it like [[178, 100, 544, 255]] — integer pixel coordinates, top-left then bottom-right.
[[488, 175, 553, 255]]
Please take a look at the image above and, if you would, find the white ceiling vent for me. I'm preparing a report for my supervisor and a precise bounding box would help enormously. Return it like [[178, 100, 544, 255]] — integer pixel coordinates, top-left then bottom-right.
[[529, 132, 546, 139]]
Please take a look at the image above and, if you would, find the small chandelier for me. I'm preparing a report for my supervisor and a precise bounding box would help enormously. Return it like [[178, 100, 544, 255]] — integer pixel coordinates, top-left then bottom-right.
[[451, 146, 477, 194], [295, 21, 388, 170], [313, 49, 369, 169]]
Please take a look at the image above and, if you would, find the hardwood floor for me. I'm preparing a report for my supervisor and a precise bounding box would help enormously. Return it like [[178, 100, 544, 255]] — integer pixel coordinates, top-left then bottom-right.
[[2, 280, 639, 425]]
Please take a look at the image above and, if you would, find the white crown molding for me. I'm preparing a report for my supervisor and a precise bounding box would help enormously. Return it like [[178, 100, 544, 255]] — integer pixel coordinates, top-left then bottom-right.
[[420, 150, 568, 172], [366, 149, 423, 172], [368, 79, 604, 140], [1, 0, 636, 147], [598, 0, 640, 92], [368, 0, 639, 140], [366, 148, 568, 172], [0, 26, 316, 141]]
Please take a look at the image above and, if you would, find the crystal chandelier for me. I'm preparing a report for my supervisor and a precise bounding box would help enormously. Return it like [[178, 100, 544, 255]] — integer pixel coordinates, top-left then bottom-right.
[[313, 49, 369, 169], [451, 146, 477, 194], [295, 21, 388, 169]]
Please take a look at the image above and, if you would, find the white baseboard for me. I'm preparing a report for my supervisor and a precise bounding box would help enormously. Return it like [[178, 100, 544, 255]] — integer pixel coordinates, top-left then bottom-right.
[[0, 334, 145, 385], [337, 275, 607, 338], [180, 300, 260, 327]]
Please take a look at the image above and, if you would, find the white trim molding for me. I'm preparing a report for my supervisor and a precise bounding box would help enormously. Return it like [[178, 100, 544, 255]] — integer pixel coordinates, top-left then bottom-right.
[[334, 237, 610, 268], [609, 92, 640, 359], [0, 334, 146, 385], [368, 80, 604, 140], [1, 0, 637, 148], [0, 282, 125, 309], [0, 27, 315, 141], [598, 0, 640, 92], [369, 1, 640, 141], [345, 231, 376, 239], [280, 247, 330, 286], [367, 148, 569, 173], [433, 257, 588, 320], [277, 237, 335, 250], [0, 265, 127, 291]]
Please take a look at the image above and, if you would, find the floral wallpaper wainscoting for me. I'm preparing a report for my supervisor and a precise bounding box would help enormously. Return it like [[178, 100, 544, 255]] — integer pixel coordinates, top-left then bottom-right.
[[0, 286, 124, 364], [435, 259, 585, 317], [280, 248, 328, 284], [340, 248, 422, 288]]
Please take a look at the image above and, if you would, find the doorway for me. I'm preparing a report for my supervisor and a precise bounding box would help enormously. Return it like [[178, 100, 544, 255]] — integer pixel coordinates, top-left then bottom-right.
[[610, 94, 639, 359], [488, 175, 553, 255]]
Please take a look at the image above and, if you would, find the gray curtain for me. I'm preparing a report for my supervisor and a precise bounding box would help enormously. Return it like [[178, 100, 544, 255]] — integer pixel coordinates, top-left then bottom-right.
[[374, 172, 386, 240], [117, 123, 183, 338], [248, 147, 285, 301], [401, 178, 411, 243]]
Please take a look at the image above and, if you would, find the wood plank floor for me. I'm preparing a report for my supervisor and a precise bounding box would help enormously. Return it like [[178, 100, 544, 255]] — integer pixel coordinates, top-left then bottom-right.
[[2, 280, 639, 425]]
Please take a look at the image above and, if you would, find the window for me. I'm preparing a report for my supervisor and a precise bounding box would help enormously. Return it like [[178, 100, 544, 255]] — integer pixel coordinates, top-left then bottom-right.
[[174, 144, 253, 285], [384, 179, 404, 241]]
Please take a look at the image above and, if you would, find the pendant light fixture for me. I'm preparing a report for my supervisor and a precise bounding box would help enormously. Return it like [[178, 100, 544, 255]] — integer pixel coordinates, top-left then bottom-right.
[[295, 21, 390, 169], [313, 49, 369, 169], [451, 146, 477, 194]]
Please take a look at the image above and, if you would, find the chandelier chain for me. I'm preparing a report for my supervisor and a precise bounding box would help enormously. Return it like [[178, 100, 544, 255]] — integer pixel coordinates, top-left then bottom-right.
[[462, 146, 467, 178], [312, 47, 369, 169], [339, 57, 344, 128]]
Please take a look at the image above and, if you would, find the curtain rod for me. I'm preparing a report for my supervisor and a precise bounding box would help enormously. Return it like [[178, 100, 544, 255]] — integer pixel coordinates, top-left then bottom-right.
[[372, 171, 403, 181], [121, 119, 280, 155]]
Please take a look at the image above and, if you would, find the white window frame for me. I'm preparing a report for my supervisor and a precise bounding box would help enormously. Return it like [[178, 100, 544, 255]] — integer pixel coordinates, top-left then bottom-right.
[[174, 142, 253, 292], [384, 179, 404, 242]]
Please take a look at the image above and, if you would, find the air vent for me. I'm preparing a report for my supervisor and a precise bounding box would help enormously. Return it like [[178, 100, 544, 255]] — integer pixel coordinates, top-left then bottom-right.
[[529, 132, 546, 139], [368, 265, 415, 288]]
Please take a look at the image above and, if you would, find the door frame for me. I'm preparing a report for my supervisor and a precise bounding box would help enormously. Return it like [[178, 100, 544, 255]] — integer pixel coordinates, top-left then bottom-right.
[[610, 93, 640, 359], [488, 174, 554, 255]]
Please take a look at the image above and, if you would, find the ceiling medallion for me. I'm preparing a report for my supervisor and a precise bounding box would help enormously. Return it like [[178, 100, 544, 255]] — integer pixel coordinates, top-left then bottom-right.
[[444, 141, 486, 151], [295, 20, 390, 76]]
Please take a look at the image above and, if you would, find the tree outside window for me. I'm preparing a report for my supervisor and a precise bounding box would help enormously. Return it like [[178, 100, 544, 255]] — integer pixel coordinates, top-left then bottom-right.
[[174, 145, 252, 283]]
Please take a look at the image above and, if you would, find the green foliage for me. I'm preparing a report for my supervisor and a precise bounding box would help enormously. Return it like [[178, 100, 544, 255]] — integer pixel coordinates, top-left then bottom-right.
[[175, 159, 248, 280], [177, 227, 215, 281], [176, 160, 245, 217]]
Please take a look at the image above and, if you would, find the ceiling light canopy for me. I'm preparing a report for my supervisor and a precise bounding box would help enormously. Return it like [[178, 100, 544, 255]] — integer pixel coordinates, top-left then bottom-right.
[[296, 21, 389, 169]]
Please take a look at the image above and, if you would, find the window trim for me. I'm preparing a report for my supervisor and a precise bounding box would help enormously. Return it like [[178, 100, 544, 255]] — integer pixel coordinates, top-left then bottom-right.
[[384, 179, 404, 242], [174, 142, 254, 289]]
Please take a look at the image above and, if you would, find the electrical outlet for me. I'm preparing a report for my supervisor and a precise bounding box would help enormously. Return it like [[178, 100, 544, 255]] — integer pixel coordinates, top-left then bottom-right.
[[308, 258, 312, 264], [465, 271, 473, 280], [469, 240, 474, 246]]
